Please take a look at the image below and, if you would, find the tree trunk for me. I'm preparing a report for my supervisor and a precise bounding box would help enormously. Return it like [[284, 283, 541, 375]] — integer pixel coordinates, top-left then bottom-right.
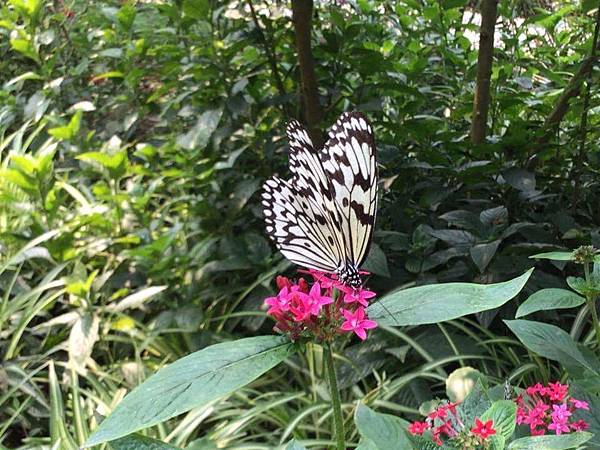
[[291, 0, 323, 146], [470, 0, 498, 144]]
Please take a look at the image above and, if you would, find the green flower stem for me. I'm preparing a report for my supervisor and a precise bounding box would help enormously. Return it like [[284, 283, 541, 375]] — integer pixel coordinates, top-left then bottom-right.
[[324, 344, 345, 450], [583, 262, 600, 349]]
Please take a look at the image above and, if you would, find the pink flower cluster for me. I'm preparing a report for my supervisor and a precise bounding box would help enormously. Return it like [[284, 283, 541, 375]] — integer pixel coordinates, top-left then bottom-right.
[[408, 401, 496, 447], [264, 270, 377, 342], [516, 382, 589, 436]]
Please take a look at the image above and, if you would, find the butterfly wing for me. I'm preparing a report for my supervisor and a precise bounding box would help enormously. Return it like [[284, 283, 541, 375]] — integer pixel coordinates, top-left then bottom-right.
[[320, 112, 377, 267], [261, 121, 347, 272]]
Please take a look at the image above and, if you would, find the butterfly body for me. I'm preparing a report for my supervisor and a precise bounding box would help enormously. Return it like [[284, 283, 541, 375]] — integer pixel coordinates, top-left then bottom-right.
[[262, 112, 377, 288]]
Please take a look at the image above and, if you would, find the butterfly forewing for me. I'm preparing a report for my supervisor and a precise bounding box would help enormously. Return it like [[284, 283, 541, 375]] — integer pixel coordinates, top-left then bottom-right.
[[262, 112, 377, 281]]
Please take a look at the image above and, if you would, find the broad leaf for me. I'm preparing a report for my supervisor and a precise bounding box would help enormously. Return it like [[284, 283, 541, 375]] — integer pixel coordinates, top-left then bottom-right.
[[85, 336, 295, 446], [505, 320, 599, 375], [507, 432, 592, 449], [515, 288, 585, 318], [368, 269, 533, 326], [354, 403, 413, 450], [480, 400, 517, 449], [109, 434, 180, 450]]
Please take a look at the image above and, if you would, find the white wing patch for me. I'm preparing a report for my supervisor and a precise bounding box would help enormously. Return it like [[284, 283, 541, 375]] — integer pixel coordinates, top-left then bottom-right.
[[262, 112, 377, 277]]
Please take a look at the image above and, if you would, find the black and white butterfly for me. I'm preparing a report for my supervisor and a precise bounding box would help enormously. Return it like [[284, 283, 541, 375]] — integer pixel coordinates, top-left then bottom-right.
[[261, 111, 378, 288]]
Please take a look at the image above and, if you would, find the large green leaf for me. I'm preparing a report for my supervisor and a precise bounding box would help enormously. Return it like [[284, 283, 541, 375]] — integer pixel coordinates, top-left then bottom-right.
[[354, 403, 413, 450], [85, 336, 295, 446], [504, 320, 599, 375], [109, 435, 180, 450], [507, 432, 592, 449], [481, 400, 517, 450], [368, 269, 533, 326], [515, 288, 585, 318]]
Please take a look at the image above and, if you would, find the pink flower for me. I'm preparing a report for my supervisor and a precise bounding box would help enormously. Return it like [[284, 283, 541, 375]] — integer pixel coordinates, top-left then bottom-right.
[[288, 283, 333, 321], [408, 421, 430, 435], [307, 269, 344, 289], [471, 418, 496, 439], [571, 420, 590, 431], [276, 276, 292, 290], [306, 282, 333, 313], [547, 382, 569, 402], [340, 307, 377, 340], [526, 383, 546, 397], [531, 426, 546, 436], [265, 286, 292, 315], [551, 403, 571, 422], [548, 420, 570, 435], [343, 288, 376, 307], [570, 398, 590, 410]]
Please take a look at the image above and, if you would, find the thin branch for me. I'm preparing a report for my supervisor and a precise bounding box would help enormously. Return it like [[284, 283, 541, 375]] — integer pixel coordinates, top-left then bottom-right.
[[291, 0, 323, 146]]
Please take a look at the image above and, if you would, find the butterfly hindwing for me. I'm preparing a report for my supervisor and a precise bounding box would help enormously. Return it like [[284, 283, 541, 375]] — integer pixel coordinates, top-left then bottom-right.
[[262, 177, 339, 272], [321, 112, 377, 266]]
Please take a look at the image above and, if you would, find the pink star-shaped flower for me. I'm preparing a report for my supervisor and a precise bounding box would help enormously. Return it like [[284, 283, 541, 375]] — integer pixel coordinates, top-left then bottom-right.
[[343, 288, 376, 307], [340, 307, 377, 340]]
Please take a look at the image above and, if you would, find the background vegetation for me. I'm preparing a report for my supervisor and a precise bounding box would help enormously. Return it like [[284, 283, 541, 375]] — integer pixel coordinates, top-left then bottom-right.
[[1, 0, 600, 448]]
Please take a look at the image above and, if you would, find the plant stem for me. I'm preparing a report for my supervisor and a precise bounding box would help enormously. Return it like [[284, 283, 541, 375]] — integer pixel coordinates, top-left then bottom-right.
[[584, 262, 600, 348], [324, 343, 344, 450]]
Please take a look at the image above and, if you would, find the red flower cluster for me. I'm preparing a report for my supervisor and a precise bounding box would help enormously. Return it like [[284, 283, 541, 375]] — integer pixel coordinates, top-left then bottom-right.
[[515, 382, 589, 436], [264, 270, 377, 342], [408, 401, 496, 447]]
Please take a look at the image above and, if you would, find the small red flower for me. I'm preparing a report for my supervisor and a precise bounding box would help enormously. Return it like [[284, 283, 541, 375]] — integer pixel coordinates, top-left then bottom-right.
[[470, 418, 496, 439], [408, 421, 430, 435]]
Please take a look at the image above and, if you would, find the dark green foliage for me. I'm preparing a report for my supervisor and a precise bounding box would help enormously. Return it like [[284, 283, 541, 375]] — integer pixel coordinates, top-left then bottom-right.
[[2, 0, 600, 447]]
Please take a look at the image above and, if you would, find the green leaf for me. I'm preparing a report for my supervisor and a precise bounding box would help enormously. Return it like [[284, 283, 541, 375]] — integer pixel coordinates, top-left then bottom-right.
[[77, 150, 128, 179], [354, 403, 413, 450], [49, 361, 79, 450], [470, 240, 501, 273], [516, 288, 585, 318], [458, 378, 492, 424], [182, 0, 209, 19], [284, 440, 308, 450], [368, 269, 533, 326], [48, 110, 82, 140], [85, 336, 295, 446], [530, 251, 574, 261], [507, 432, 592, 449], [10, 37, 39, 63], [109, 434, 180, 450], [176, 108, 222, 150], [361, 243, 390, 277], [480, 400, 517, 446], [505, 320, 599, 375]]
